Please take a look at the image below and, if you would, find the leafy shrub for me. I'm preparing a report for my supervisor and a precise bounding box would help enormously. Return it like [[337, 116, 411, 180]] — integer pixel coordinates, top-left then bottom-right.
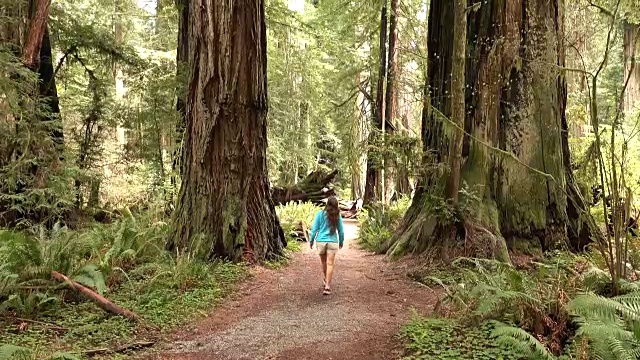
[[276, 201, 320, 238], [358, 196, 411, 253]]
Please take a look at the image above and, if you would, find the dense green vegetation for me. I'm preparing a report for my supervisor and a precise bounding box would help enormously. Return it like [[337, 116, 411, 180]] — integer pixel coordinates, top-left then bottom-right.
[[0, 208, 242, 356], [0, 202, 311, 358]]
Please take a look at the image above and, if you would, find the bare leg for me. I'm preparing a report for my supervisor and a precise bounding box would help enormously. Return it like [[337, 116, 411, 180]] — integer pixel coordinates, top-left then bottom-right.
[[320, 253, 327, 282], [325, 252, 336, 289]]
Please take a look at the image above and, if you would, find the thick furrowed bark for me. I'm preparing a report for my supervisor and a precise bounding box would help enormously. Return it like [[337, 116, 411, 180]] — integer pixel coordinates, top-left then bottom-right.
[[387, 0, 589, 259], [169, 0, 285, 263], [22, 0, 51, 69], [169, 0, 189, 206]]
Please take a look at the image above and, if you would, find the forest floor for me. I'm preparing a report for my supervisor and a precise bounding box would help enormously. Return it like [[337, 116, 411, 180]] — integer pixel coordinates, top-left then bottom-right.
[[137, 220, 440, 360]]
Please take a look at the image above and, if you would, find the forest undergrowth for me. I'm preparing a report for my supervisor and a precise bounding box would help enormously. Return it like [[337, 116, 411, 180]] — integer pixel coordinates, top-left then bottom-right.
[[0, 202, 314, 360], [357, 200, 640, 360]]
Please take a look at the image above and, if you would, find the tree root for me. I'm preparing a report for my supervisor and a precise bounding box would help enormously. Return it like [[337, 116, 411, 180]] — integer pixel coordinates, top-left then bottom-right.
[[384, 209, 511, 264], [463, 220, 511, 264]]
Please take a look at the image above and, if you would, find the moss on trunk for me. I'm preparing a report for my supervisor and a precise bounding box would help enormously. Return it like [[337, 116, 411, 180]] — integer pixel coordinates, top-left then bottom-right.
[[386, 0, 590, 260]]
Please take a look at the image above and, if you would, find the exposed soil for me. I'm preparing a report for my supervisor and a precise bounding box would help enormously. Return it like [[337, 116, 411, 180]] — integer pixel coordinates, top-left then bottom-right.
[[139, 220, 439, 360]]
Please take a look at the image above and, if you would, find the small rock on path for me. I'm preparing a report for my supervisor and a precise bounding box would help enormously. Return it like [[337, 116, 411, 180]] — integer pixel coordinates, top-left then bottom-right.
[[140, 220, 438, 360]]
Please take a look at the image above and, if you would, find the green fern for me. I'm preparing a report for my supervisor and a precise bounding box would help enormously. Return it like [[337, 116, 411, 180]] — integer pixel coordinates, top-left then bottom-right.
[[72, 264, 107, 295], [567, 292, 640, 359], [491, 321, 557, 360], [433, 257, 584, 357], [1, 292, 59, 317], [0, 344, 30, 360], [0, 264, 19, 297], [0, 345, 80, 360], [0, 231, 42, 272]]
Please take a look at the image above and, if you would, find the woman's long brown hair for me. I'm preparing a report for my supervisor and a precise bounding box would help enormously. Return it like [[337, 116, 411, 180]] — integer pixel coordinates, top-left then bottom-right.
[[325, 196, 340, 235]]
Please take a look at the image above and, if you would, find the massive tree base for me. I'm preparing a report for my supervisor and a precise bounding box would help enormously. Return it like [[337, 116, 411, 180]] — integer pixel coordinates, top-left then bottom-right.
[[168, 0, 285, 264], [386, 214, 511, 264], [383, 194, 510, 264], [382, 0, 598, 262]]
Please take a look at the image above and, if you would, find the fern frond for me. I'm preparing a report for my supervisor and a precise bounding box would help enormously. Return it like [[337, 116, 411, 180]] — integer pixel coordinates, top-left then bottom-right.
[[0, 264, 19, 297], [568, 294, 628, 322], [471, 282, 540, 318], [613, 292, 640, 321], [575, 321, 640, 360], [491, 321, 556, 360], [0, 343, 31, 360], [72, 264, 107, 295], [0, 230, 43, 271]]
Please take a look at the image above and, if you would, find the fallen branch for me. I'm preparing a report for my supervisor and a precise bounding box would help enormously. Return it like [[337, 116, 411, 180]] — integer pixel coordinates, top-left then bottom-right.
[[1, 316, 67, 331], [83, 341, 155, 357], [51, 271, 139, 321]]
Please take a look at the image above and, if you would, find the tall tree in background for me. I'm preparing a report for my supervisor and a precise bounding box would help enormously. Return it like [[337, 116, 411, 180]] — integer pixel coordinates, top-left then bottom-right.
[[364, 1, 387, 205], [23, 0, 51, 68], [169, 0, 285, 262], [624, 21, 639, 115], [385, 0, 591, 259], [384, 0, 398, 130], [0, 0, 63, 226], [383, 0, 399, 201], [27, 0, 62, 149]]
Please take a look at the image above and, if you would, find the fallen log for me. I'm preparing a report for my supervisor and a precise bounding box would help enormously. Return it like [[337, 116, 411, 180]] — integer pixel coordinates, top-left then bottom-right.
[[289, 221, 310, 242], [340, 199, 363, 219], [51, 271, 139, 321], [272, 169, 338, 205]]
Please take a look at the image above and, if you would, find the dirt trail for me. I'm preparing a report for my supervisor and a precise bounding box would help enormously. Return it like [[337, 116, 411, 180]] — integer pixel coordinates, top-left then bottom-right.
[[140, 220, 438, 360]]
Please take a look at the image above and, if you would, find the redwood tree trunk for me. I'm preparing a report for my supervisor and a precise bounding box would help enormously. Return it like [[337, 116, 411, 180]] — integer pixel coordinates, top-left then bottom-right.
[[37, 27, 62, 149], [383, 0, 399, 203], [169, 0, 285, 262], [391, 0, 411, 198], [25, 0, 60, 139], [384, 0, 398, 128], [624, 22, 639, 116], [448, 0, 465, 204], [169, 0, 189, 207], [364, 2, 387, 205], [22, 0, 50, 69], [0, 0, 62, 226], [386, 0, 589, 257]]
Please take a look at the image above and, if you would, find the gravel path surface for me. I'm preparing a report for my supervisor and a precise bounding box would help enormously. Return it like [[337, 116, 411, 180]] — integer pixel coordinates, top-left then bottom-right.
[[140, 220, 439, 360]]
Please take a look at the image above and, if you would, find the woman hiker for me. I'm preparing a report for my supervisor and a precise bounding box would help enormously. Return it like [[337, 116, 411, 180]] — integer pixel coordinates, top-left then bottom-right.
[[309, 196, 345, 295]]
